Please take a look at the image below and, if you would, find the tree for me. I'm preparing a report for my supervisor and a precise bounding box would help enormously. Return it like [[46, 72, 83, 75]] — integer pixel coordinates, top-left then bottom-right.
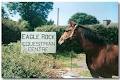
[[6, 2, 53, 30], [46, 19, 54, 25], [69, 13, 99, 25], [2, 7, 8, 19]]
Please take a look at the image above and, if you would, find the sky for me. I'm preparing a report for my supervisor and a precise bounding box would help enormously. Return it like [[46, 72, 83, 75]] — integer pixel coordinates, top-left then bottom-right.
[[48, 2, 118, 25], [5, 2, 118, 26]]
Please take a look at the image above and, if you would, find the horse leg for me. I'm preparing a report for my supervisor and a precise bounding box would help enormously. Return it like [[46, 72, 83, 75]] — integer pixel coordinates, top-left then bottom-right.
[[86, 54, 100, 78], [88, 67, 99, 78]]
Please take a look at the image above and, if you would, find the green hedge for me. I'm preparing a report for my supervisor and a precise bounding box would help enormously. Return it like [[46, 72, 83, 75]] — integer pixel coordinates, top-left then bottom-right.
[[35, 25, 118, 53], [89, 24, 118, 44], [2, 18, 118, 49], [2, 19, 21, 44], [2, 19, 29, 44]]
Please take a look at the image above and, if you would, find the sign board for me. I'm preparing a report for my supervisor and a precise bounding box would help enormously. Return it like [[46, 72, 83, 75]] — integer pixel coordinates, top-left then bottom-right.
[[21, 32, 56, 53]]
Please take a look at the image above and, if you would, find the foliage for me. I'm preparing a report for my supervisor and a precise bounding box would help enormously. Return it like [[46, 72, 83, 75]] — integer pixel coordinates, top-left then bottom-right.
[[46, 19, 54, 25], [2, 19, 21, 44], [6, 2, 53, 30], [89, 24, 118, 44], [18, 19, 30, 31], [69, 13, 99, 25], [2, 6, 8, 19], [2, 19, 29, 44], [2, 42, 55, 78]]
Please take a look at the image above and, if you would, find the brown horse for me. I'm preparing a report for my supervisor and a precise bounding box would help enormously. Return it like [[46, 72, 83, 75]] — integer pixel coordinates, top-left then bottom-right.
[[58, 21, 118, 78]]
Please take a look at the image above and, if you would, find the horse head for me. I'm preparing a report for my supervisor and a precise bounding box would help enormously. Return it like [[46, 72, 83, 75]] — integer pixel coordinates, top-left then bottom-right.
[[58, 21, 79, 45]]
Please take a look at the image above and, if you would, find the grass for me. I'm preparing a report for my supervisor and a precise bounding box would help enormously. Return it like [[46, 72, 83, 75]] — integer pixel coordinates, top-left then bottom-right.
[[79, 70, 92, 77], [55, 51, 79, 68]]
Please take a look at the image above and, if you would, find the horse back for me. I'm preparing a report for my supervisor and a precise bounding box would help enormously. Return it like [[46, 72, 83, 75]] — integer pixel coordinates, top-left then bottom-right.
[[87, 44, 118, 77]]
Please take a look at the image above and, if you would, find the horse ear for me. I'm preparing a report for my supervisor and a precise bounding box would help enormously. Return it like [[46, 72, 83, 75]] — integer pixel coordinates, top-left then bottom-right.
[[75, 24, 79, 28], [75, 24, 77, 28], [69, 21, 76, 27]]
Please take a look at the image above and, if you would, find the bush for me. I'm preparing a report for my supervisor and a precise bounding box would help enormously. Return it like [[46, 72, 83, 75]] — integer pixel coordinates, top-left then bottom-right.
[[17, 19, 29, 31], [2, 42, 55, 78], [2, 19, 21, 44], [88, 24, 118, 44], [2, 19, 29, 44]]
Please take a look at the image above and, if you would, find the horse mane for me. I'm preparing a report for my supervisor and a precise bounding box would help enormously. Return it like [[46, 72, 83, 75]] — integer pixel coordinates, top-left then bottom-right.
[[77, 25, 106, 45]]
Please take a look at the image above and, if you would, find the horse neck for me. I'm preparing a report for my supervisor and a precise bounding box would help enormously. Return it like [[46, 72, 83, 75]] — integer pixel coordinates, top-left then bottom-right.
[[77, 28, 106, 54]]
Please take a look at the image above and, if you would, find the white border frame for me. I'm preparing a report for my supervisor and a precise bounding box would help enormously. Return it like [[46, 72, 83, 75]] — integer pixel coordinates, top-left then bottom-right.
[[0, 0, 119, 80]]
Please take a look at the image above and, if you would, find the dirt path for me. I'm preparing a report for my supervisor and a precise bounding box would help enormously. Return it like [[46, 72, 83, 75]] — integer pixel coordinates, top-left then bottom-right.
[[48, 54, 92, 78]]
